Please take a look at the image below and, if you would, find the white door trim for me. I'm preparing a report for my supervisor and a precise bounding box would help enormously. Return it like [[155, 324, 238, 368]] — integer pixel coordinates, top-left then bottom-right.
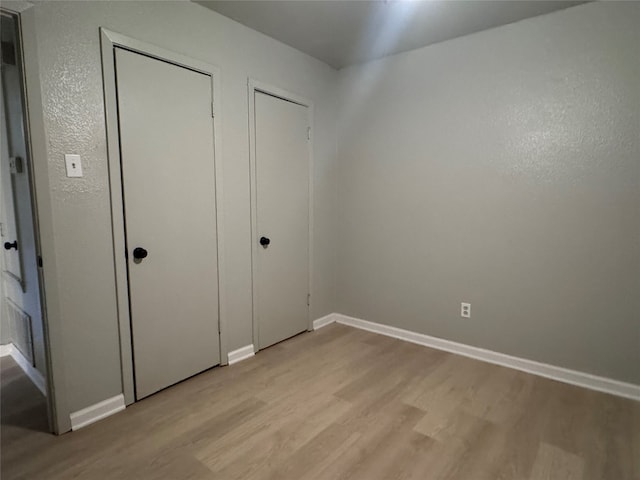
[[248, 79, 315, 350], [100, 29, 228, 405], [2, 6, 64, 432]]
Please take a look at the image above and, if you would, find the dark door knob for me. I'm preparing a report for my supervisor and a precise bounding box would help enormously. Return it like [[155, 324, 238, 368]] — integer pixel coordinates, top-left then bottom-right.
[[132, 247, 148, 259], [259, 236, 270, 247], [4, 241, 17, 251]]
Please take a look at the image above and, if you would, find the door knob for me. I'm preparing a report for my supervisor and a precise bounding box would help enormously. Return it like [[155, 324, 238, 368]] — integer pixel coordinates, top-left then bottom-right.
[[133, 247, 148, 259], [259, 236, 270, 247], [3, 241, 17, 251]]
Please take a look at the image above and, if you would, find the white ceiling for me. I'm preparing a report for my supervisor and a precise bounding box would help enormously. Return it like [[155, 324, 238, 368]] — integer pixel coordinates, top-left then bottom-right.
[[195, 0, 589, 69]]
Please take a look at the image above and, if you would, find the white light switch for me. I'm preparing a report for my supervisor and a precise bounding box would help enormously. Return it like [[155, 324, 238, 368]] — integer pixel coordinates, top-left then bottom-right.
[[65, 154, 83, 178]]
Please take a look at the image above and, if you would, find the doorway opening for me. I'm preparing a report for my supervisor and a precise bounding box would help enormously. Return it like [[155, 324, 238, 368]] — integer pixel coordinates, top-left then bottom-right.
[[0, 10, 52, 437]]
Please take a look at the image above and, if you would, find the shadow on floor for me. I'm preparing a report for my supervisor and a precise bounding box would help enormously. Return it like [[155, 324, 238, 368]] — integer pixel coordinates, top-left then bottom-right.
[[1, 356, 49, 433]]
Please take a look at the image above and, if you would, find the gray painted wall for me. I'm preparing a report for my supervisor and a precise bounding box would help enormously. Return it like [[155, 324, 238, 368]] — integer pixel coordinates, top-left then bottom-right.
[[14, 0, 639, 432], [22, 0, 337, 415], [335, 2, 640, 384]]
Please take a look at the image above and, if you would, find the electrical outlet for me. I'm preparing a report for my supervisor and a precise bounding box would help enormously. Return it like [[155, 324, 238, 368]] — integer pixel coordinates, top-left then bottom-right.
[[461, 302, 471, 318]]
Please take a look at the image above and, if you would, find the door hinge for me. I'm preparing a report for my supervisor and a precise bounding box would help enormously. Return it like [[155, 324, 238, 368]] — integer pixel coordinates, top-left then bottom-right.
[[307, 293, 310, 306], [37, 255, 43, 268], [307, 127, 311, 140], [211, 102, 215, 118]]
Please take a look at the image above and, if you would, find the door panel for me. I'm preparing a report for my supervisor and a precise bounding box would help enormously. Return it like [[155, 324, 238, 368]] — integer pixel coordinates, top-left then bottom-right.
[[254, 91, 309, 349], [115, 48, 220, 399], [0, 74, 22, 282]]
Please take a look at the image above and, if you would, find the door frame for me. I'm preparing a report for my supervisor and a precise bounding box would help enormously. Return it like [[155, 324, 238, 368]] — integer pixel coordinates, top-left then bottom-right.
[[1, 5, 62, 433], [247, 79, 314, 351], [101, 29, 228, 405]]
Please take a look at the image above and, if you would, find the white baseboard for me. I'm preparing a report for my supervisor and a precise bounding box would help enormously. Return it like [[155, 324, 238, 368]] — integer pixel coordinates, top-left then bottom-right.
[[70, 394, 126, 431], [0, 344, 13, 357], [0, 343, 47, 396], [227, 344, 255, 365], [313, 313, 340, 330], [316, 313, 640, 402]]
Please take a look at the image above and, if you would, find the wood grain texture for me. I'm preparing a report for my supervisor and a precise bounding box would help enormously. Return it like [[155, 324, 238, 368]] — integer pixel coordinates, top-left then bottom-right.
[[1, 324, 638, 480]]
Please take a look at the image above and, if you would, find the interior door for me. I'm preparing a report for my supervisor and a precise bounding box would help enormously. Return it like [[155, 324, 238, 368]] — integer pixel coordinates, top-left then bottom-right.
[[0, 74, 22, 282], [115, 48, 220, 400], [254, 91, 310, 350]]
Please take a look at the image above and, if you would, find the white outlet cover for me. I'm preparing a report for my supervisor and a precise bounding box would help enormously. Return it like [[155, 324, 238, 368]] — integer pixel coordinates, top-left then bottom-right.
[[461, 303, 471, 318], [65, 154, 83, 178]]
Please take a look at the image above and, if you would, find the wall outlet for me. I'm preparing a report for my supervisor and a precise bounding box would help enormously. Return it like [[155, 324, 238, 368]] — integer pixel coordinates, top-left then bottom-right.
[[461, 302, 471, 318]]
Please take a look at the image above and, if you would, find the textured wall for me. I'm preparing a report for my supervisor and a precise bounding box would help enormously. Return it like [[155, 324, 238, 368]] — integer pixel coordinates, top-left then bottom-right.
[[25, 0, 337, 414], [21, 0, 639, 427], [336, 2, 640, 384]]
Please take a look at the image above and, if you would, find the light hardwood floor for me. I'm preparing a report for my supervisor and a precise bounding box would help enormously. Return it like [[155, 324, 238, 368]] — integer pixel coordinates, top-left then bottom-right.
[[1, 324, 638, 479]]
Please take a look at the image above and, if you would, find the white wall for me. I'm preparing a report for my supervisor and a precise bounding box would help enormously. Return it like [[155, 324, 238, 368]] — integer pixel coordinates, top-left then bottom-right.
[[20, 0, 337, 426], [335, 2, 640, 384]]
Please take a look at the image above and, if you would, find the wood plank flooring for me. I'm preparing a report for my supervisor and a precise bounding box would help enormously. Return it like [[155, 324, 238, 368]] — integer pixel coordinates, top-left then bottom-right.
[[1, 324, 638, 479], [1, 355, 49, 425]]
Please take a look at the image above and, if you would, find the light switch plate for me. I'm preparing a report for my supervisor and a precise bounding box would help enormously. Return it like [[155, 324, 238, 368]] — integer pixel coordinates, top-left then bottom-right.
[[65, 154, 83, 178]]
